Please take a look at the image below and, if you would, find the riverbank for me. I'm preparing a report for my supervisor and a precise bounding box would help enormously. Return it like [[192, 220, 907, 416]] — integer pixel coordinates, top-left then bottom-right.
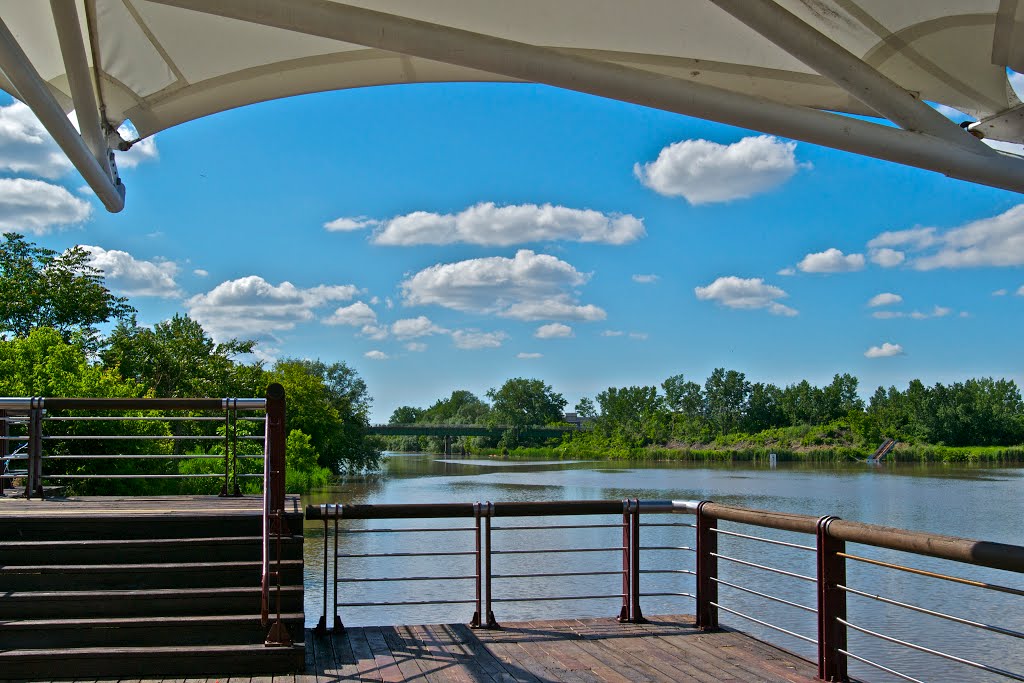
[[457, 443, 1024, 463]]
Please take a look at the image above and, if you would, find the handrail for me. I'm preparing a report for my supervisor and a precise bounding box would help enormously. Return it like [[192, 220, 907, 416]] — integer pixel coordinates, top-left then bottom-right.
[[308, 498, 1024, 682]]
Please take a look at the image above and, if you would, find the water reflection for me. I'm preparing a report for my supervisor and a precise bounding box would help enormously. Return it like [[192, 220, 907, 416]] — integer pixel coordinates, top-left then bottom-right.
[[301, 453, 1024, 682]]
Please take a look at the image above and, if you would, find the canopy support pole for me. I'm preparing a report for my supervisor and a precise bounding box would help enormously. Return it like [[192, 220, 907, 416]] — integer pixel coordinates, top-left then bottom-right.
[[50, 0, 118, 180], [151, 0, 1024, 195], [708, 0, 991, 153], [0, 12, 124, 212]]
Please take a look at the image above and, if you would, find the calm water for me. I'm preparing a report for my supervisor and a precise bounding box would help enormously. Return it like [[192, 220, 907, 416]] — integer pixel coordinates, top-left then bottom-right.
[[300, 454, 1024, 682]]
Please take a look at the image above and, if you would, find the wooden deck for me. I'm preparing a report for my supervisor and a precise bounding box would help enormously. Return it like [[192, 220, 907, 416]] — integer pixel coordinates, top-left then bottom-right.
[[0, 494, 302, 517]]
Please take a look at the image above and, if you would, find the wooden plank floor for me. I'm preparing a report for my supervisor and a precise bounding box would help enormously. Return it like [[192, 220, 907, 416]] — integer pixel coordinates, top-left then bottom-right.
[[42, 616, 820, 683], [0, 494, 302, 517]]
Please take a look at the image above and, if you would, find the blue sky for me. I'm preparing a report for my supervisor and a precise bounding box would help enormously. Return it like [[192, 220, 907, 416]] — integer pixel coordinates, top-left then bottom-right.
[[2, 82, 1023, 422]]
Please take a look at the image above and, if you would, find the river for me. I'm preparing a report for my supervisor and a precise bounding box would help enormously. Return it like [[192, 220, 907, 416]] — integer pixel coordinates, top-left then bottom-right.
[[300, 454, 1024, 682]]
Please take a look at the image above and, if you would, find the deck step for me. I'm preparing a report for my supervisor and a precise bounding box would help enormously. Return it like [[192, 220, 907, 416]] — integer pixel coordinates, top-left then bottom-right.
[[0, 613, 305, 649], [0, 559, 303, 590], [7, 511, 303, 540], [0, 534, 302, 564], [0, 642, 305, 678], [0, 586, 303, 618]]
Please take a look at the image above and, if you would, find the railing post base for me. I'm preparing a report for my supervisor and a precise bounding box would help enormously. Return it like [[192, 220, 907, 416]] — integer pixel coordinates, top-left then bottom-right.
[[265, 619, 293, 647]]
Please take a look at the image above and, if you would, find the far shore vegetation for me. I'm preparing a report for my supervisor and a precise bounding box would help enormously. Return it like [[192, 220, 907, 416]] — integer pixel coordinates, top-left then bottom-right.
[[2, 233, 1022, 501]]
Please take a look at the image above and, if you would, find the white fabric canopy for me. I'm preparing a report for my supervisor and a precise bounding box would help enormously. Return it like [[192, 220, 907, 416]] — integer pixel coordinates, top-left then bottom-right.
[[1, 0, 1023, 210]]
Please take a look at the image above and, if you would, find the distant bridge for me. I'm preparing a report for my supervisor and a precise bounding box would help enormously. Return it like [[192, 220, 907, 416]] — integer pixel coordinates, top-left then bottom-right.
[[366, 423, 577, 439]]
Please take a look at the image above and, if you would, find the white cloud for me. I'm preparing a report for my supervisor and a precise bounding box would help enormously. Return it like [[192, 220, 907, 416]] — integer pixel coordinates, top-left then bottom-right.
[[777, 267, 796, 276], [360, 324, 389, 340], [993, 289, 1008, 296], [405, 342, 427, 352], [193, 269, 209, 277], [632, 274, 658, 284], [385, 297, 394, 309], [0, 178, 92, 234], [364, 350, 389, 360], [324, 216, 379, 232], [865, 342, 904, 358], [186, 276, 358, 340], [867, 227, 937, 250], [870, 248, 905, 267], [0, 102, 73, 178], [634, 135, 807, 204], [906, 204, 1024, 270], [81, 245, 180, 298], [601, 330, 624, 337], [694, 276, 797, 316], [400, 249, 604, 322], [629, 332, 649, 340], [959, 311, 971, 318], [1017, 285, 1024, 296], [874, 305, 951, 320], [798, 248, 865, 273], [323, 301, 378, 327], [392, 316, 447, 339], [517, 352, 543, 359], [535, 323, 573, 339], [451, 329, 507, 350], [931, 305, 952, 318], [1010, 71, 1024, 99], [373, 202, 644, 246], [868, 292, 902, 307], [872, 311, 904, 319]]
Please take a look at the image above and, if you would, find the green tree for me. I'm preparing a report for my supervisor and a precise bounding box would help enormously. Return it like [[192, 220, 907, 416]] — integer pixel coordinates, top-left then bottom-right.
[[575, 397, 597, 419], [744, 382, 785, 433], [704, 368, 750, 434], [0, 233, 133, 346], [102, 314, 261, 398], [268, 358, 380, 473], [420, 390, 490, 424], [486, 377, 566, 447], [389, 405, 424, 424], [595, 385, 667, 448]]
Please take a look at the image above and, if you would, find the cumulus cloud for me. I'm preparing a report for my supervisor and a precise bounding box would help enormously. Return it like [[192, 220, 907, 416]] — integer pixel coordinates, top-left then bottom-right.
[[360, 324, 389, 340], [193, 269, 209, 277], [865, 342, 904, 358], [867, 227, 937, 250], [634, 135, 807, 204], [186, 276, 358, 340], [1017, 285, 1024, 296], [451, 329, 507, 350], [870, 248, 905, 267], [797, 248, 865, 273], [694, 276, 797, 316], [901, 205, 1024, 270], [868, 293, 902, 307], [372, 202, 644, 246], [400, 249, 604, 322], [777, 267, 796, 276], [872, 311, 904, 319], [405, 342, 427, 352], [391, 316, 447, 339], [993, 289, 1008, 296], [364, 350, 389, 360], [629, 332, 649, 340], [0, 178, 92, 234], [632, 274, 658, 284], [873, 305, 952, 320], [324, 216, 379, 232], [601, 330, 624, 337], [323, 301, 378, 327], [535, 323, 573, 339], [81, 245, 180, 297], [517, 352, 543, 359]]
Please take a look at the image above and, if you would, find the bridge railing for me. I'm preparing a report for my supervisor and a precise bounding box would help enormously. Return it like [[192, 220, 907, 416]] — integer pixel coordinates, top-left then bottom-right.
[[308, 499, 1024, 683]]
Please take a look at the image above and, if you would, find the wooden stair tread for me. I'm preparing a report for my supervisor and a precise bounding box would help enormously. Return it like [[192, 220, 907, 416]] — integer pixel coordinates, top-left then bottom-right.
[[1, 585, 301, 600], [1, 613, 305, 628]]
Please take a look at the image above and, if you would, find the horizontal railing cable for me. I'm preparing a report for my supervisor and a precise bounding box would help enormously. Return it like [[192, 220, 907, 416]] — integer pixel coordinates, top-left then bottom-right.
[[840, 552, 1024, 596], [712, 577, 816, 613], [838, 649, 926, 683], [711, 527, 816, 551], [712, 602, 817, 644], [711, 552, 816, 582]]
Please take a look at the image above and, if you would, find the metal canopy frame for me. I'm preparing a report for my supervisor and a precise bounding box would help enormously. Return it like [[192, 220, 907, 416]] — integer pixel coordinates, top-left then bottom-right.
[[0, 2, 124, 212], [3, 0, 1024, 211]]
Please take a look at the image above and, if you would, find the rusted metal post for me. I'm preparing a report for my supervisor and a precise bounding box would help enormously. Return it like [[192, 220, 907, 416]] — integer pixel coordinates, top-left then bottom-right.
[[471, 502, 482, 627], [220, 401, 231, 497], [0, 409, 8, 492], [333, 509, 342, 630], [27, 398, 43, 499], [817, 516, 848, 681], [630, 497, 644, 623], [315, 514, 329, 635], [695, 501, 718, 630], [484, 501, 498, 628], [265, 508, 293, 647], [617, 499, 631, 622], [265, 384, 287, 531]]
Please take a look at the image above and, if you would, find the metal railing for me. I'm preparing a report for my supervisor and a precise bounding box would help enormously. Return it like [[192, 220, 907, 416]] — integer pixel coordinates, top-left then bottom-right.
[[0, 396, 271, 498], [308, 498, 1024, 682]]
